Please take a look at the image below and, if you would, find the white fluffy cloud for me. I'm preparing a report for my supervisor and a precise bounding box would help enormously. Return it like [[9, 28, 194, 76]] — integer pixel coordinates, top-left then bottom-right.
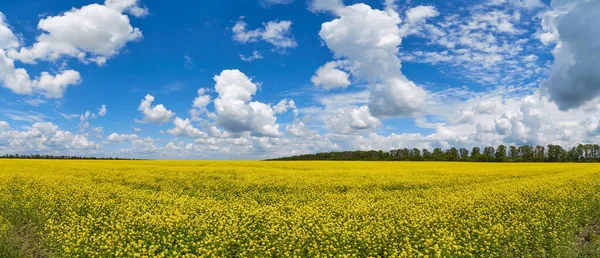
[[273, 99, 296, 114], [0, 13, 19, 50], [107, 133, 139, 142], [137, 94, 175, 124], [7, 1, 144, 65], [327, 106, 382, 134], [35, 70, 82, 98], [104, 0, 149, 17], [311, 61, 351, 90], [190, 88, 211, 121], [213, 70, 281, 137], [400, 6, 439, 36], [232, 18, 297, 50], [0, 122, 98, 151], [78, 105, 108, 131], [0, 49, 81, 98], [0, 0, 145, 98], [167, 118, 208, 139], [0, 49, 34, 95], [318, 3, 428, 117], [542, 0, 600, 110], [286, 120, 318, 138]]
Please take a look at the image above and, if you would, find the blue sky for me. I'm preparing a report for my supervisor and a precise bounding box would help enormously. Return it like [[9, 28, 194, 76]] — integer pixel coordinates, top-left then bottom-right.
[[0, 0, 598, 159]]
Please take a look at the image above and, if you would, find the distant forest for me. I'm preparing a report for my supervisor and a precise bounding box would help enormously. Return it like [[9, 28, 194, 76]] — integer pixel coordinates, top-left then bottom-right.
[[269, 144, 600, 162], [0, 154, 142, 160]]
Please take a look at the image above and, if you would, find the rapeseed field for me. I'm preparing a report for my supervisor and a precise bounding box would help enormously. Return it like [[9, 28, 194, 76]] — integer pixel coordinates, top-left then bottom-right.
[[1, 160, 600, 257]]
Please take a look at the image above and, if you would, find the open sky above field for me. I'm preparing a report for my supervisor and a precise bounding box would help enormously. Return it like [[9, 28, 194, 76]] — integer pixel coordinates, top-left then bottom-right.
[[0, 0, 598, 159]]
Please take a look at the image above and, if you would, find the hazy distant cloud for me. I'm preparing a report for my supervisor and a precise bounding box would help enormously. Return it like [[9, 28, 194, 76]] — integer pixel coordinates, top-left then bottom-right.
[[240, 51, 263, 62], [260, 0, 293, 8], [98, 105, 107, 117], [184, 55, 193, 69], [157, 81, 186, 94], [2, 110, 50, 123], [308, 0, 344, 13]]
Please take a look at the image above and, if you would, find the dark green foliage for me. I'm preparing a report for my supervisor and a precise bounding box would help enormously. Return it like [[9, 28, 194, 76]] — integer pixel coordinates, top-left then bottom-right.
[[268, 144, 600, 162], [0, 154, 143, 160]]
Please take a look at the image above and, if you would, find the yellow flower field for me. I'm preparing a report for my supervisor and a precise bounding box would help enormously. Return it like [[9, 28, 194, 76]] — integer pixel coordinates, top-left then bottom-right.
[[1, 160, 600, 257]]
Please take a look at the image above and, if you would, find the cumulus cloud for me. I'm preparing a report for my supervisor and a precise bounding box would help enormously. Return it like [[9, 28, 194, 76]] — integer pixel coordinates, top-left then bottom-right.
[[0, 122, 98, 151], [0, 0, 145, 98], [318, 3, 428, 118], [273, 99, 296, 114], [232, 18, 297, 50], [286, 120, 318, 138], [400, 6, 439, 36], [35, 70, 82, 98], [213, 70, 281, 137], [0, 49, 34, 95], [190, 88, 211, 121], [107, 133, 139, 142], [7, 1, 144, 65], [311, 61, 351, 90], [137, 94, 175, 124], [78, 105, 108, 131], [104, 0, 149, 17], [0, 13, 19, 50], [0, 49, 81, 98], [542, 0, 600, 110], [327, 106, 382, 134], [167, 117, 208, 139]]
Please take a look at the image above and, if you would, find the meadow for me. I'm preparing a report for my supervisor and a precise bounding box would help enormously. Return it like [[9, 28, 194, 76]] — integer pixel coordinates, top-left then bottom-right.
[[1, 160, 600, 257]]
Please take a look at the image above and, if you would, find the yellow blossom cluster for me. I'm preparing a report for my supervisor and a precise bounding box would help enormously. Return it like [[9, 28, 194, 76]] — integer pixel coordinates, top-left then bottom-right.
[[0, 160, 599, 257]]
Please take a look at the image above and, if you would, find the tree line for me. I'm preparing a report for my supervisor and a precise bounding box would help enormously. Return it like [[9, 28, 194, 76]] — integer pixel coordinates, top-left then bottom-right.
[[0, 154, 143, 160], [268, 144, 600, 162]]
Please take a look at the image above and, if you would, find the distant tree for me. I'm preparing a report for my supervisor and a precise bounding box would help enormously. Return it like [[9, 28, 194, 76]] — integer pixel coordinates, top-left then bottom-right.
[[509, 146, 519, 162], [411, 148, 422, 161], [534, 145, 546, 162], [483, 147, 495, 162], [459, 148, 469, 161], [268, 144, 600, 163], [495, 145, 507, 162], [471, 147, 481, 161], [422, 149, 432, 161], [447, 147, 459, 161], [432, 148, 445, 161], [519, 145, 534, 162]]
